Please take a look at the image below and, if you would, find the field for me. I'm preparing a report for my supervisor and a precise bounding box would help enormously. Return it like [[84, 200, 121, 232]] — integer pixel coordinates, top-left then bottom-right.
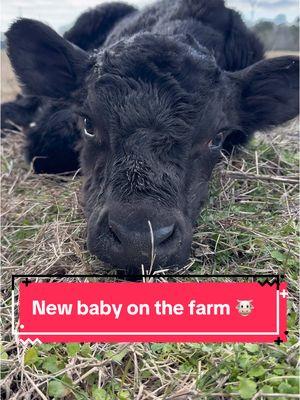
[[1, 50, 299, 399]]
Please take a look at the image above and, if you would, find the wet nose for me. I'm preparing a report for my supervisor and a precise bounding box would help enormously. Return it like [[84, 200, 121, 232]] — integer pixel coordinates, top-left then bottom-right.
[[87, 205, 192, 270], [105, 209, 182, 268], [109, 219, 175, 246]]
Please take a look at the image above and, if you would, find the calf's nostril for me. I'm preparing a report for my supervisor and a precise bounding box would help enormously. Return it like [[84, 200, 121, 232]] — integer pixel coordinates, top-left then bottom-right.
[[109, 218, 176, 247], [154, 223, 175, 245]]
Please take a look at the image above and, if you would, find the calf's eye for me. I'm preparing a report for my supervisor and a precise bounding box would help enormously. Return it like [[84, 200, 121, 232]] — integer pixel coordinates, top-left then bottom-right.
[[208, 131, 224, 150], [83, 117, 95, 137]]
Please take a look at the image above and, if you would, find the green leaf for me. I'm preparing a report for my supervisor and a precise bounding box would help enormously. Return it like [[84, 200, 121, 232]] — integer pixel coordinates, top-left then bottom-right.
[[48, 380, 70, 398], [261, 385, 274, 394], [92, 387, 109, 400], [287, 258, 297, 267], [40, 344, 53, 352], [0, 344, 8, 360], [80, 344, 92, 357], [140, 370, 152, 379], [61, 374, 73, 388], [150, 344, 164, 353], [162, 344, 175, 353], [24, 347, 39, 365], [42, 356, 60, 373], [220, 368, 228, 374], [66, 343, 80, 357], [248, 365, 266, 377], [273, 368, 284, 375], [244, 344, 259, 353], [270, 250, 285, 262], [238, 378, 257, 399], [238, 355, 251, 369], [118, 390, 131, 400], [105, 348, 128, 363], [278, 382, 294, 394]]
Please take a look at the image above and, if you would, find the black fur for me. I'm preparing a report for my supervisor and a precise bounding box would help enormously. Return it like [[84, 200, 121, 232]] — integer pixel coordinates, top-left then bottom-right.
[[1, 2, 137, 141], [24, 101, 81, 173], [1, 94, 40, 133], [2, 0, 299, 270], [63, 2, 137, 50]]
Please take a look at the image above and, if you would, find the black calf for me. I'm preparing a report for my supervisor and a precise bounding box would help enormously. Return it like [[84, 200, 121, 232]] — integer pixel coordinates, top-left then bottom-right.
[[3, 0, 299, 270]]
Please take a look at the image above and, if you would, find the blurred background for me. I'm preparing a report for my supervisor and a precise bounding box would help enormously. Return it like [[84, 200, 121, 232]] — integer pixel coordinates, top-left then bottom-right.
[[1, 0, 299, 50], [1, 0, 299, 101]]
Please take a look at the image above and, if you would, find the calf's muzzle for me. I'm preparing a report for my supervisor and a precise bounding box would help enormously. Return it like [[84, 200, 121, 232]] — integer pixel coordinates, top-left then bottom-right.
[[87, 203, 192, 271]]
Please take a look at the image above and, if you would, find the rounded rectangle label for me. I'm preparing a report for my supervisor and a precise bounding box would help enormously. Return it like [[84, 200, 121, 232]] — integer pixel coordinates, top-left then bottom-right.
[[15, 280, 287, 343]]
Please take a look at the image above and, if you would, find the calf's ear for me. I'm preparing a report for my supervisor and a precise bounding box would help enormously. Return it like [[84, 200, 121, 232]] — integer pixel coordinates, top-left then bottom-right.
[[234, 56, 299, 131], [6, 19, 90, 98]]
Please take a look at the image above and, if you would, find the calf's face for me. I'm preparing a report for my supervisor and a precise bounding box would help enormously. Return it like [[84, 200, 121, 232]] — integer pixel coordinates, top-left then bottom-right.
[[7, 19, 299, 271], [81, 35, 232, 270]]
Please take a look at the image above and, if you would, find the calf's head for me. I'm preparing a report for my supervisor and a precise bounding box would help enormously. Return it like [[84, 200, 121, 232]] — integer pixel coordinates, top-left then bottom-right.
[[7, 19, 299, 271]]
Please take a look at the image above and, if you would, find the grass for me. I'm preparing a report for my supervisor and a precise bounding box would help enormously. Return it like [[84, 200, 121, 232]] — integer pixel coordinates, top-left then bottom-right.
[[1, 121, 299, 400], [1, 53, 300, 399]]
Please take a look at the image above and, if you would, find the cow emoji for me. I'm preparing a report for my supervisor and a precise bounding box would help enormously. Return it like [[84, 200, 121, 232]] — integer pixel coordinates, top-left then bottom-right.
[[236, 300, 254, 316]]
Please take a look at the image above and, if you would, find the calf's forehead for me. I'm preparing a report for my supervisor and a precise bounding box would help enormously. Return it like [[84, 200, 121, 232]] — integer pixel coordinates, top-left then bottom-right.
[[89, 34, 223, 95], [82, 38, 233, 146], [85, 81, 227, 150], [86, 68, 227, 123]]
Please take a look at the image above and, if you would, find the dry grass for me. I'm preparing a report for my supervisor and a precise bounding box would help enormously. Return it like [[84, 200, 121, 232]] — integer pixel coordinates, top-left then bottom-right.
[[1, 51, 299, 399]]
